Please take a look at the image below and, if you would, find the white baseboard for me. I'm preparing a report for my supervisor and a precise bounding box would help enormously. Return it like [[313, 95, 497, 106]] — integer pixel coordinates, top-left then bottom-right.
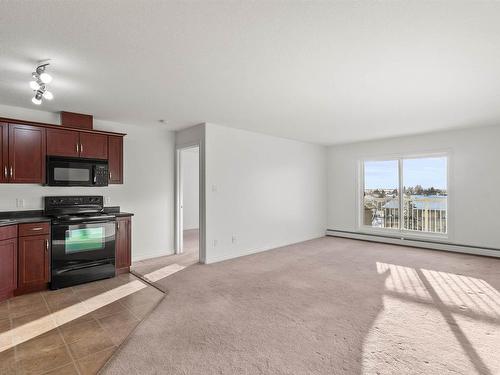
[[205, 234, 324, 264], [326, 229, 500, 258]]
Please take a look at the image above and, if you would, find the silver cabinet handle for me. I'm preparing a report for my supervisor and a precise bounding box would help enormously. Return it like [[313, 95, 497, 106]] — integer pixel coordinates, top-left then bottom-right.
[[4, 166, 6, 179], [31, 227, 43, 231], [45, 239, 49, 251], [80, 144, 83, 153], [76, 143, 79, 153], [109, 172, 112, 180], [117, 221, 120, 230], [10, 166, 13, 178]]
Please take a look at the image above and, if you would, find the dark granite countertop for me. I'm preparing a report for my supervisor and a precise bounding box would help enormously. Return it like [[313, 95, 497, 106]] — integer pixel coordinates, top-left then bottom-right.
[[0, 210, 51, 227], [0, 217, 52, 227], [113, 212, 134, 217], [0, 207, 133, 227]]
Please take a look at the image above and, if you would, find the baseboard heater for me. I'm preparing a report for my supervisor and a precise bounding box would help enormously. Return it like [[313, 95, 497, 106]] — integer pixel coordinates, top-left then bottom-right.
[[326, 229, 500, 258]]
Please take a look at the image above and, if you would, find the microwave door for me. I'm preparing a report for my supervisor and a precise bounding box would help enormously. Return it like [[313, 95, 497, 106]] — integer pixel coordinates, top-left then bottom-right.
[[47, 158, 93, 186]]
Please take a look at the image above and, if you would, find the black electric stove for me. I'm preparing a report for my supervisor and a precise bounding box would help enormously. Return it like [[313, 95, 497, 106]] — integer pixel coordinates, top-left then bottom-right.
[[45, 196, 116, 289]]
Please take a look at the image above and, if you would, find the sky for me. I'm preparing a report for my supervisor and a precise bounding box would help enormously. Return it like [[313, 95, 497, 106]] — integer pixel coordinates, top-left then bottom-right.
[[364, 157, 447, 190]]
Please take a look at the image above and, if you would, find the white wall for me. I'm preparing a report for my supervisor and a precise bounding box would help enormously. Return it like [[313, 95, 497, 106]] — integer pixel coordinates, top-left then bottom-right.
[[181, 148, 199, 230], [204, 123, 327, 263], [0, 103, 176, 261], [327, 125, 500, 249]]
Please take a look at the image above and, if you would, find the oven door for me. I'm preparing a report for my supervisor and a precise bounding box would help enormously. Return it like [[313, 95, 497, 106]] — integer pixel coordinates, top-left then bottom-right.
[[51, 220, 116, 288]]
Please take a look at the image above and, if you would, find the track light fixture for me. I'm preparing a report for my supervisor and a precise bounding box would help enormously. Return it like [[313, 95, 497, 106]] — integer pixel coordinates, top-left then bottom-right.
[[30, 61, 53, 105]]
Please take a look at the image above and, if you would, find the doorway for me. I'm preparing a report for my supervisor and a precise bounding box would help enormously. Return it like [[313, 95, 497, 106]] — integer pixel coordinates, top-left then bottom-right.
[[176, 146, 200, 261], [129, 145, 203, 291]]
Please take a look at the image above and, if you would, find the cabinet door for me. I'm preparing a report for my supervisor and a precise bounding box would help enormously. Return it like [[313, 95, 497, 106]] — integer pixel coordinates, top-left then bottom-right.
[[47, 128, 80, 157], [115, 217, 131, 271], [108, 136, 123, 184], [80, 132, 108, 159], [8, 124, 46, 183], [18, 234, 50, 290], [0, 237, 17, 301], [0, 123, 7, 183]]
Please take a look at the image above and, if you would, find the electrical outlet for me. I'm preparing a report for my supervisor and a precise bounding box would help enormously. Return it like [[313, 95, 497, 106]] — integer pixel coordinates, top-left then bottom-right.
[[231, 235, 237, 244], [211, 184, 218, 192], [213, 239, 218, 247], [16, 198, 25, 208], [105, 196, 111, 205]]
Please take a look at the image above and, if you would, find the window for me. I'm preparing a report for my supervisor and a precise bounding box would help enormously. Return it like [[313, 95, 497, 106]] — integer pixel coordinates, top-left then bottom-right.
[[362, 156, 448, 236]]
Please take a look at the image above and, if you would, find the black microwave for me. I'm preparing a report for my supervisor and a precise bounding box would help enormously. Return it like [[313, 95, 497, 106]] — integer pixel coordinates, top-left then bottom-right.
[[46, 156, 109, 187]]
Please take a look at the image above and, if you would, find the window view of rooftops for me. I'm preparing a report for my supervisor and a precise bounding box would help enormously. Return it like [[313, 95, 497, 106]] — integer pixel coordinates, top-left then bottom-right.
[[363, 157, 447, 234]]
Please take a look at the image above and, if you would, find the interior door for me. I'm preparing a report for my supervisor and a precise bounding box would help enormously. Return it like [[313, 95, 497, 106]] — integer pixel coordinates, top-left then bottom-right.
[[108, 136, 123, 184], [8, 124, 46, 183], [47, 128, 80, 157], [80, 133, 108, 159], [0, 123, 7, 183]]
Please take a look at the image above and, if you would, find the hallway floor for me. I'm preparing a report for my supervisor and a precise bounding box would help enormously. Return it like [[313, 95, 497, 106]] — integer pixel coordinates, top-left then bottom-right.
[[131, 229, 199, 292]]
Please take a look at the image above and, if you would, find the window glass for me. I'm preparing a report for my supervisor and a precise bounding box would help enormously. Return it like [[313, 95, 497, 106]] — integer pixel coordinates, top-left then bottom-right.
[[65, 227, 104, 254], [363, 160, 399, 229], [403, 157, 447, 233]]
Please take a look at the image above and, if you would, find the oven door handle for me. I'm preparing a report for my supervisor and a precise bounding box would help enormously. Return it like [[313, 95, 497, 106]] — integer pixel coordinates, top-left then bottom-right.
[[78, 219, 115, 224], [53, 218, 115, 225]]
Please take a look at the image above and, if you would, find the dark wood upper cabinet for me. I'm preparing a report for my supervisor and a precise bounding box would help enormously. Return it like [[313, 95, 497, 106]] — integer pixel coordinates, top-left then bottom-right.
[[0, 225, 18, 302], [46, 128, 80, 157], [17, 233, 50, 291], [0, 123, 7, 183], [80, 132, 108, 159], [60, 111, 93, 130], [0, 116, 125, 185], [8, 124, 46, 183], [108, 136, 123, 184], [115, 216, 131, 272]]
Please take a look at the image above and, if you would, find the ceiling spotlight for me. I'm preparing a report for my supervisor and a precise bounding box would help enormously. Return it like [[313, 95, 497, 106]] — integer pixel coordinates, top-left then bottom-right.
[[29, 81, 40, 90], [43, 90, 53, 100], [32, 91, 42, 105], [39, 72, 52, 84], [30, 61, 54, 105]]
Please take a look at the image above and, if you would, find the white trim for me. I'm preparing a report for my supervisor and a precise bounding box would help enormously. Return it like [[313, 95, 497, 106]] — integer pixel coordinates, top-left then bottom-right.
[[204, 235, 323, 264], [358, 152, 451, 241], [175, 142, 205, 263], [326, 230, 500, 258]]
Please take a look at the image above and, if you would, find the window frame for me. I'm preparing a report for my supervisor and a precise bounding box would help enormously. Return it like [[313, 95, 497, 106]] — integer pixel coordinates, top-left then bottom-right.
[[358, 151, 451, 241]]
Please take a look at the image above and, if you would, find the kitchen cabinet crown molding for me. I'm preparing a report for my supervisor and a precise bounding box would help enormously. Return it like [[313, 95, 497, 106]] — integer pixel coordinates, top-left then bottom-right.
[[0, 116, 126, 137]]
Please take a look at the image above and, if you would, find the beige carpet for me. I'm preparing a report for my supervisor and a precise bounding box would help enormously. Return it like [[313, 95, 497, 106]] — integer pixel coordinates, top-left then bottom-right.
[[102, 236, 500, 375]]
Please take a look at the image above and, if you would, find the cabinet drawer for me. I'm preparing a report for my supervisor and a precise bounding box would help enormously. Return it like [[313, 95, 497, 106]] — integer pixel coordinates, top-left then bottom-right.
[[19, 222, 50, 237], [0, 225, 18, 241]]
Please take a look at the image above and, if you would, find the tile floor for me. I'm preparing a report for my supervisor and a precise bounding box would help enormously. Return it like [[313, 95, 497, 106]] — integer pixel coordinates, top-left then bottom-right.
[[0, 273, 164, 375]]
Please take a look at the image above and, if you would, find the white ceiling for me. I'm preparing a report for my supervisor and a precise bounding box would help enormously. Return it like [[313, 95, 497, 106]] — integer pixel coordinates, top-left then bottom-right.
[[1, 1, 500, 145]]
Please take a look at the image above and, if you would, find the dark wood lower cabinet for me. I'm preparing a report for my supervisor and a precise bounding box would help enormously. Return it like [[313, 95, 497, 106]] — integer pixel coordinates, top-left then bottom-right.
[[16, 233, 50, 294], [0, 216, 132, 302], [0, 226, 18, 301], [116, 216, 132, 273]]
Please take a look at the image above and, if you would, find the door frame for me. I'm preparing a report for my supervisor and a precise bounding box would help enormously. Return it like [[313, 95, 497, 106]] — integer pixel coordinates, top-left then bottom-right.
[[175, 142, 204, 262]]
